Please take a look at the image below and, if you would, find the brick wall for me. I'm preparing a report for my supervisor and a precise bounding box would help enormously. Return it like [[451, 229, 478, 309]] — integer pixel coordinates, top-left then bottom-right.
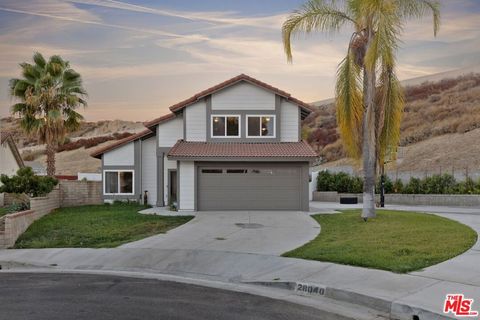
[[0, 188, 61, 248], [60, 180, 102, 207], [30, 188, 61, 217], [3, 193, 29, 206]]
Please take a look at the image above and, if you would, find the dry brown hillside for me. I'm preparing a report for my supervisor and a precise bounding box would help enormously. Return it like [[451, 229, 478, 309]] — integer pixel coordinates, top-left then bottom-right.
[[0, 118, 145, 175], [304, 73, 480, 174]]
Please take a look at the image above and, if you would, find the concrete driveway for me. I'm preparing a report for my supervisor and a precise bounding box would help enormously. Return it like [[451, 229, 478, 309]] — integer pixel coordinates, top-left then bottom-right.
[[120, 211, 320, 256]]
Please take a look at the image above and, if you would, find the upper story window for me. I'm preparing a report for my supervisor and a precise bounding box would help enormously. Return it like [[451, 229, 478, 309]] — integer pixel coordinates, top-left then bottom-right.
[[247, 115, 275, 138], [211, 115, 240, 137]]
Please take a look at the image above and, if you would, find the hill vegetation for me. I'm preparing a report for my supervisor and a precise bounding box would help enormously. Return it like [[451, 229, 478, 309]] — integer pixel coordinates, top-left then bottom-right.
[[304, 73, 480, 165]]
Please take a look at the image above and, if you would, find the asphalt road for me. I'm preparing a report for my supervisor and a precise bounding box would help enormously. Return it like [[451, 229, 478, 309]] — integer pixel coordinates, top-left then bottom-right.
[[0, 273, 325, 320]]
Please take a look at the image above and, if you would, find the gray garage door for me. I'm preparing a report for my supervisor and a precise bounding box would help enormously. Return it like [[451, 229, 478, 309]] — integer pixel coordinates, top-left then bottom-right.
[[198, 163, 303, 210]]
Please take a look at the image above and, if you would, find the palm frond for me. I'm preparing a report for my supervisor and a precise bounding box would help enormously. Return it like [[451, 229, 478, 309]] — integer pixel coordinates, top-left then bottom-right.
[[377, 65, 404, 163], [33, 52, 46, 69], [282, 0, 356, 62], [397, 0, 440, 36], [335, 51, 363, 158], [364, 0, 401, 70]]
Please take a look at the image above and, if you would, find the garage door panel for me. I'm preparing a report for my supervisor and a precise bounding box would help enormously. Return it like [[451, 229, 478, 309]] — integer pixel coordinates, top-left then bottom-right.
[[198, 163, 303, 210]]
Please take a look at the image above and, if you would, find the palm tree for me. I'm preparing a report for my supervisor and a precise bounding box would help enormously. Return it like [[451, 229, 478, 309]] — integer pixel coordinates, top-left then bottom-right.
[[282, 0, 439, 219], [9, 52, 87, 176]]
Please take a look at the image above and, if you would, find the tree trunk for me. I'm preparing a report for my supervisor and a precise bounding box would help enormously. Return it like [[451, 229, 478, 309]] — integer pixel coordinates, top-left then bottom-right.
[[46, 142, 56, 177], [362, 39, 377, 219]]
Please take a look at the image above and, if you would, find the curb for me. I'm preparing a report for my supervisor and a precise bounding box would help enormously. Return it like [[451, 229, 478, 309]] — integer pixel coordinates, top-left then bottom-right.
[[244, 280, 454, 320]]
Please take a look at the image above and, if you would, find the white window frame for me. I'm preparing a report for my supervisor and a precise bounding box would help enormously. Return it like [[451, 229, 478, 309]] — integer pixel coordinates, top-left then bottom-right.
[[103, 169, 135, 195], [246, 115, 276, 138], [210, 114, 241, 138]]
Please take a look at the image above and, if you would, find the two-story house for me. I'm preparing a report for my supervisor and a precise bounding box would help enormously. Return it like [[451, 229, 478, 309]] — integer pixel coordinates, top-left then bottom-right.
[[91, 74, 317, 211]]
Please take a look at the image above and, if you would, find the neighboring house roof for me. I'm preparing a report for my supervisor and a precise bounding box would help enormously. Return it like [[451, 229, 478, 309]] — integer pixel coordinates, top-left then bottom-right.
[[168, 73, 315, 114], [90, 129, 152, 159], [1, 131, 25, 168], [24, 161, 47, 176], [167, 140, 317, 160]]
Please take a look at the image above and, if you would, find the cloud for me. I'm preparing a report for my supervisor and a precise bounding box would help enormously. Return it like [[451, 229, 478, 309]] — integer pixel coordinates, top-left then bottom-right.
[[68, 0, 287, 30]]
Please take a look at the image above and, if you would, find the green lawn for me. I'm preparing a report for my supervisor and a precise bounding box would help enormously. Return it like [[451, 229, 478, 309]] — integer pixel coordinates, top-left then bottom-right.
[[283, 210, 477, 273], [14, 203, 193, 248], [0, 207, 7, 217]]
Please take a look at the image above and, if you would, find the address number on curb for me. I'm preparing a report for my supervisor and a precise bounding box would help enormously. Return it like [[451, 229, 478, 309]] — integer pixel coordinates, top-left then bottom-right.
[[294, 282, 326, 296]]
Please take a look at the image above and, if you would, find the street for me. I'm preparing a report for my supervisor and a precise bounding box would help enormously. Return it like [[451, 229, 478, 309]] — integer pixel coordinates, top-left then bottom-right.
[[0, 273, 324, 320]]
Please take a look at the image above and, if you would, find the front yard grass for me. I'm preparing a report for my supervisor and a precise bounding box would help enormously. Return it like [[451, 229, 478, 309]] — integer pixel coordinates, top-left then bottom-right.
[[283, 210, 477, 273], [0, 207, 7, 217], [14, 203, 193, 248]]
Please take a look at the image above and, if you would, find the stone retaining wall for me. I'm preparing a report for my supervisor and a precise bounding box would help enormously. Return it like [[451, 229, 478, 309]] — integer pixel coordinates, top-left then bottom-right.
[[312, 191, 480, 207]]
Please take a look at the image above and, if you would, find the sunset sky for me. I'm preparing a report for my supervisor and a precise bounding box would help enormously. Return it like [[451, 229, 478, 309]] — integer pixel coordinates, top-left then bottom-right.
[[0, 0, 479, 121]]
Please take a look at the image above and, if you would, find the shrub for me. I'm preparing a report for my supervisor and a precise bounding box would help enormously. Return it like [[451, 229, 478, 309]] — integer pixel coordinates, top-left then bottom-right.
[[393, 179, 404, 193], [351, 176, 363, 193], [317, 171, 334, 191], [403, 177, 422, 194], [0, 167, 58, 198], [376, 175, 394, 194], [316, 170, 479, 195], [317, 171, 363, 193], [6, 202, 30, 214], [422, 174, 457, 194]]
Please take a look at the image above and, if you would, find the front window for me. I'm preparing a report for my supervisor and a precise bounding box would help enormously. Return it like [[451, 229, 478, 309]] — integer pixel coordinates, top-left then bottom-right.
[[212, 115, 240, 137], [104, 170, 134, 195], [247, 116, 275, 137]]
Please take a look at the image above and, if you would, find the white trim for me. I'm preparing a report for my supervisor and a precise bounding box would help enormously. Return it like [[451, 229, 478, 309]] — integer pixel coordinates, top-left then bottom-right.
[[210, 114, 241, 138], [103, 169, 135, 195], [246, 115, 276, 138]]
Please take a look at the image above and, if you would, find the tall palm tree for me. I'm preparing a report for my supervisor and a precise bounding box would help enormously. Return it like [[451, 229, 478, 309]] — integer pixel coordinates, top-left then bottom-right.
[[282, 0, 439, 219], [9, 52, 87, 176]]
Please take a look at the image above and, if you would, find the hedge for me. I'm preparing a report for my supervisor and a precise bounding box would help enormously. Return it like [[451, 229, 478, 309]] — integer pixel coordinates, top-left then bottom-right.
[[316, 170, 480, 195]]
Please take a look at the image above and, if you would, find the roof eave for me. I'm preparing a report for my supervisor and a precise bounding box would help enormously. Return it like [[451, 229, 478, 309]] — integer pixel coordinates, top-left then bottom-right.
[[167, 156, 317, 162]]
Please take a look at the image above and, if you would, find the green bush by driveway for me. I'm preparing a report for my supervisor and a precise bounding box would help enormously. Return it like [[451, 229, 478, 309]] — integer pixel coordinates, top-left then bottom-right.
[[283, 210, 477, 273], [14, 203, 193, 248]]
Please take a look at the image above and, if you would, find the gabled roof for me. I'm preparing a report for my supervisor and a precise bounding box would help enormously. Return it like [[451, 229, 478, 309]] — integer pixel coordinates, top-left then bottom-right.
[[168, 74, 315, 115], [1, 131, 25, 168], [90, 129, 152, 159], [144, 112, 176, 131], [167, 140, 317, 160], [144, 74, 315, 130]]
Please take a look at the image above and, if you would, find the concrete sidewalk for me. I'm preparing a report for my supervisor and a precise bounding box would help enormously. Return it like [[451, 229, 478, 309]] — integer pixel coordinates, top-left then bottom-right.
[[0, 203, 479, 319]]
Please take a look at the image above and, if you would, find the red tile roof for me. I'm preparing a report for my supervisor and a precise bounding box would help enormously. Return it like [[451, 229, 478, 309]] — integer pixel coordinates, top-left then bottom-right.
[[90, 129, 153, 158], [167, 140, 317, 159], [143, 112, 176, 130], [168, 74, 315, 114]]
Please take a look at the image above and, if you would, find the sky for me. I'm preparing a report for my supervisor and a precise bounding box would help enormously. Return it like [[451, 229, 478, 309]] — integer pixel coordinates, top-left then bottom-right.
[[0, 0, 479, 122]]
